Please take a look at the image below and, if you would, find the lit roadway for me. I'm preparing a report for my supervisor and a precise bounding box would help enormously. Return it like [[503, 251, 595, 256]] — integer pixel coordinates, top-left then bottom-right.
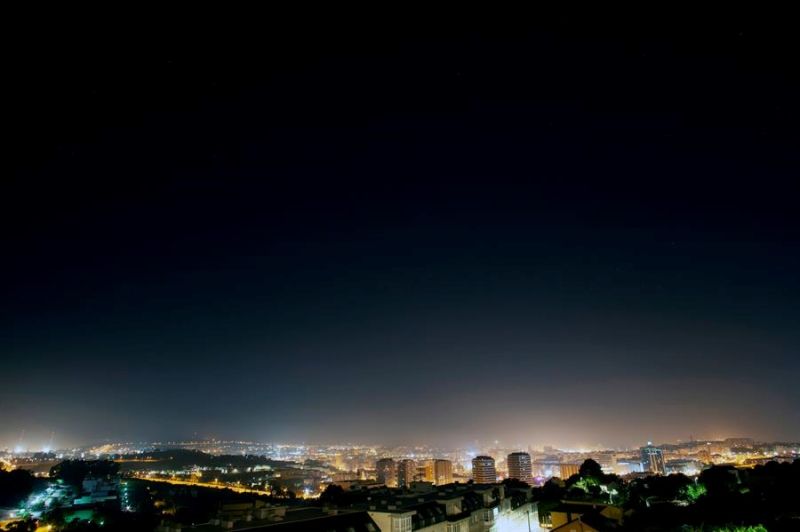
[[131, 474, 272, 495]]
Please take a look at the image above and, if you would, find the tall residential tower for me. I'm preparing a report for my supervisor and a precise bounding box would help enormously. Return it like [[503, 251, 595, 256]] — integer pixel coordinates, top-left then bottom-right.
[[396, 459, 417, 488], [376, 458, 397, 487], [472, 455, 497, 483], [507, 452, 532, 482], [434, 459, 453, 485], [640, 443, 666, 475]]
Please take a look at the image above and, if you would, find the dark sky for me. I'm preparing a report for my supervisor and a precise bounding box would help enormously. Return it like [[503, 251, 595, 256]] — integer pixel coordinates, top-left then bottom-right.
[[3, 11, 800, 449]]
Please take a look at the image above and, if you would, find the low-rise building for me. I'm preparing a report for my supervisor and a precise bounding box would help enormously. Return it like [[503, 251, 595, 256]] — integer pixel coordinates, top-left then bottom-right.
[[366, 481, 538, 531], [549, 501, 623, 530]]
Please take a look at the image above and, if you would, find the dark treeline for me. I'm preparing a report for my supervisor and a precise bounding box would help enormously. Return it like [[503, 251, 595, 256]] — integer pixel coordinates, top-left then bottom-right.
[[626, 460, 800, 531], [116, 449, 293, 471], [532, 459, 800, 531], [0, 469, 44, 507], [50, 460, 120, 486]]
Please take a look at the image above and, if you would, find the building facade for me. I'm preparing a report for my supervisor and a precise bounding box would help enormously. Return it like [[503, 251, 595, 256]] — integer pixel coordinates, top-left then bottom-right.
[[434, 459, 453, 485], [376, 458, 397, 487], [366, 482, 539, 532], [471, 456, 497, 484], [397, 459, 417, 488], [558, 463, 580, 479], [640, 444, 666, 475], [506, 452, 532, 482]]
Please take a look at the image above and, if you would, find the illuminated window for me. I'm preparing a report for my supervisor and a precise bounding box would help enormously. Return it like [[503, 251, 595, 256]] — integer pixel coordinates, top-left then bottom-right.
[[392, 515, 412, 532]]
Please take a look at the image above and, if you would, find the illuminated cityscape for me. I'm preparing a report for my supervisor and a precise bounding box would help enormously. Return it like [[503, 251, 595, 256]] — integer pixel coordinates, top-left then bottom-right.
[[1, 436, 799, 530], [4, 7, 800, 532]]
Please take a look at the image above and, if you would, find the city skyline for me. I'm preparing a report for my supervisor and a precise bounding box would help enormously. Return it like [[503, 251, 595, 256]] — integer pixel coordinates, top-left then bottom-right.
[[6, 433, 792, 488], [4, 419, 796, 530], [0, 433, 787, 455]]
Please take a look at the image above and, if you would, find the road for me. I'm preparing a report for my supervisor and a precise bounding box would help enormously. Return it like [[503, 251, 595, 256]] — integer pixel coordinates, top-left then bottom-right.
[[130, 474, 272, 495]]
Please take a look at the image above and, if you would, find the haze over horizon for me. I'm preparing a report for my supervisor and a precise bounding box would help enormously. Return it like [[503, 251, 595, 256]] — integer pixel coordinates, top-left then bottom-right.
[[0, 430, 778, 455], [3, 15, 800, 452]]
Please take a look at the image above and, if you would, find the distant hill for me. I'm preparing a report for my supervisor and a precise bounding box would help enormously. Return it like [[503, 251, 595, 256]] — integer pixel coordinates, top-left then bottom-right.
[[116, 449, 296, 471]]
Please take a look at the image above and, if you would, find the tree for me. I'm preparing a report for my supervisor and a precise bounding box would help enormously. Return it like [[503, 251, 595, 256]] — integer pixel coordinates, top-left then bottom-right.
[[268, 480, 296, 499], [47, 507, 66, 528], [579, 459, 603, 480], [541, 478, 565, 501], [62, 520, 102, 531], [699, 466, 739, 498], [50, 460, 120, 487], [566, 485, 587, 499], [683, 482, 707, 502], [319, 484, 346, 506], [4, 519, 37, 532], [501, 478, 530, 489], [0, 469, 36, 506]]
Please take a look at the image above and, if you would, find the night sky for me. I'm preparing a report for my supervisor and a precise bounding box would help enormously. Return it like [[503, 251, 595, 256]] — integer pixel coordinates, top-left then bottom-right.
[[3, 12, 800, 449]]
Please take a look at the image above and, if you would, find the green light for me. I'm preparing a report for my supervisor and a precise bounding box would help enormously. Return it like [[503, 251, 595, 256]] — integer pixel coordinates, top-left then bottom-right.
[[684, 482, 707, 502]]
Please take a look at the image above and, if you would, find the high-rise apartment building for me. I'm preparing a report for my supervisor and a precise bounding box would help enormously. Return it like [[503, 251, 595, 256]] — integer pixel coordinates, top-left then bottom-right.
[[396, 459, 416, 488], [559, 463, 580, 479], [418, 461, 431, 483], [507, 452, 532, 482], [640, 443, 666, 475], [433, 459, 453, 485], [376, 458, 397, 487], [472, 455, 497, 483]]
